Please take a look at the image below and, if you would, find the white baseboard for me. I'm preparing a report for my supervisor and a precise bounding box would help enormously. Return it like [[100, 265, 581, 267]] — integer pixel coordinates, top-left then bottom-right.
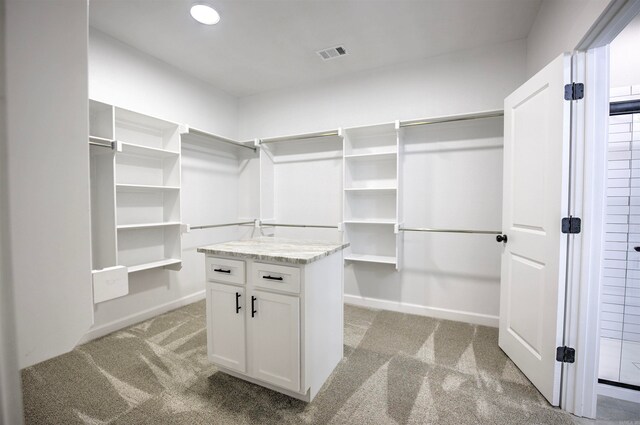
[[78, 290, 206, 345], [598, 383, 640, 403], [79, 291, 497, 346], [343, 294, 499, 327]]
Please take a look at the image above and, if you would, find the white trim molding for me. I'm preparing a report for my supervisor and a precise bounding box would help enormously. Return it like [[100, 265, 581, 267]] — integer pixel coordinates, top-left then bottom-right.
[[563, 2, 640, 420], [78, 290, 206, 345], [344, 294, 499, 327]]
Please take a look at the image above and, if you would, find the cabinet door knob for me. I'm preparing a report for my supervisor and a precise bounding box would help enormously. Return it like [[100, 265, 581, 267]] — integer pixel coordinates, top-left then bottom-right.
[[235, 292, 241, 314], [496, 234, 508, 243], [251, 296, 257, 318], [635, 247, 640, 252]]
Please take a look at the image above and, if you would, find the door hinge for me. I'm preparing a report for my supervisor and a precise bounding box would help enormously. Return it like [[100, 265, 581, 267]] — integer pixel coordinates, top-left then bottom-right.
[[564, 83, 584, 100], [561, 216, 581, 234], [556, 346, 576, 363]]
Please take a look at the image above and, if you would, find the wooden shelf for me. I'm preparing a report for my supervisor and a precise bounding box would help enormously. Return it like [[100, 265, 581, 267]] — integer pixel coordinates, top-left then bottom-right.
[[127, 258, 182, 273], [116, 184, 180, 192], [118, 142, 179, 158], [344, 219, 396, 224], [344, 254, 397, 265], [117, 222, 181, 230]]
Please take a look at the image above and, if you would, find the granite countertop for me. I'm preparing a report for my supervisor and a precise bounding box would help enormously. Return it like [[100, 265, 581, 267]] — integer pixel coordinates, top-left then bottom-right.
[[197, 237, 349, 265]]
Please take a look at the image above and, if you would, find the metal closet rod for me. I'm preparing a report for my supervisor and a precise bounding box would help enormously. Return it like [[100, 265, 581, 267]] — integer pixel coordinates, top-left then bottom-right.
[[259, 130, 341, 145], [89, 136, 114, 149], [261, 223, 339, 229], [400, 227, 502, 235], [190, 221, 256, 230], [187, 127, 257, 152], [610, 100, 640, 116], [399, 111, 504, 128]]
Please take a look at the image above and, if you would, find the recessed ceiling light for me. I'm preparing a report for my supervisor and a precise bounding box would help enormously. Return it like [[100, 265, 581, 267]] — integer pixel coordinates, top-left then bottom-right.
[[190, 4, 220, 25]]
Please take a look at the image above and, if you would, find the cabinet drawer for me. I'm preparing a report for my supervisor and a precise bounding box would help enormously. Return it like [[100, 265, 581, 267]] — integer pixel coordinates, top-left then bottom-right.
[[253, 262, 300, 294], [206, 256, 245, 285]]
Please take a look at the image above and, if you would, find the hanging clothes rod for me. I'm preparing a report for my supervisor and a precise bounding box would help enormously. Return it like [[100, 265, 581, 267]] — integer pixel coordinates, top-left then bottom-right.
[[399, 227, 502, 235], [185, 127, 257, 152], [261, 223, 339, 229], [610, 100, 640, 116], [190, 221, 255, 230], [399, 110, 504, 128], [89, 136, 114, 149], [259, 130, 341, 144]]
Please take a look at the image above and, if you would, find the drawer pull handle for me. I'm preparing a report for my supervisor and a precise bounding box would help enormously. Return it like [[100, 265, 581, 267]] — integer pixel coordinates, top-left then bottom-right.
[[263, 275, 283, 281], [235, 292, 241, 314], [251, 296, 257, 318], [214, 268, 231, 274]]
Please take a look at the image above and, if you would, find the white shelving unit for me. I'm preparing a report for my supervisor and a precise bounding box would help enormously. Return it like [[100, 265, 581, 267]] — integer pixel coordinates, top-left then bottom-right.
[[343, 122, 402, 269], [114, 107, 183, 273], [88, 100, 184, 280]]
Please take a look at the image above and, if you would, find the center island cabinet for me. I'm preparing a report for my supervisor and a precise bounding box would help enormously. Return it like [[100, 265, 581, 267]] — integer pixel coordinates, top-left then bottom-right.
[[197, 237, 349, 402]]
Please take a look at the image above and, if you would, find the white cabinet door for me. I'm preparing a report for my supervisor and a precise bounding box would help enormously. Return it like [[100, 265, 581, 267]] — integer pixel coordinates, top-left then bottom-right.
[[499, 53, 571, 406], [207, 282, 246, 373], [249, 290, 300, 392]]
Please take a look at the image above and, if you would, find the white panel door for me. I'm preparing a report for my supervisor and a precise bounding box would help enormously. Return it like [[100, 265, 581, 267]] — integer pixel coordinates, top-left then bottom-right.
[[250, 290, 300, 392], [499, 53, 571, 406], [206, 282, 246, 373]]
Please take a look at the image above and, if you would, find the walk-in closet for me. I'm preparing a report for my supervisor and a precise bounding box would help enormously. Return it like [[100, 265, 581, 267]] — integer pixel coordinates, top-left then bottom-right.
[[4, 1, 640, 424]]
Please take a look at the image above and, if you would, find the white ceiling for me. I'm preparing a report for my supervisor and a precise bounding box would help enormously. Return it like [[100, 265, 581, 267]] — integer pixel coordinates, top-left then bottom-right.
[[89, 0, 542, 97]]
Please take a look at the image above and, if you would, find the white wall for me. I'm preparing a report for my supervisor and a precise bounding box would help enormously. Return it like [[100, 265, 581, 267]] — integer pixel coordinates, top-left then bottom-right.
[[526, 0, 612, 77], [86, 28, 250, 339], [262, 138, 344, 242], [6, 0, 94, 368], [238, 39, 526, 140], [239, 40, 526, 325], [89, 28, 238, 140], [610, 12, 640, 88]]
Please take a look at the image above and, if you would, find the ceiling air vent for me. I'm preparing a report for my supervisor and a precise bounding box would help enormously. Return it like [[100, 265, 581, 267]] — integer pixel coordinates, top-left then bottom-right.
[[317, 45, 348, 61]]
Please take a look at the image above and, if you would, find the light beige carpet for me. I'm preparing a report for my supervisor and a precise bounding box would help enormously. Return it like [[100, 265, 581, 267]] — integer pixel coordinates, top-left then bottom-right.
[[22, 301, 586, 424]]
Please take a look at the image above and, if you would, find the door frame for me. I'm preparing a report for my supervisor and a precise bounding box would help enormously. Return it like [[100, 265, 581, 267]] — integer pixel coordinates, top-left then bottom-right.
[[564, 0, 640, 418]]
